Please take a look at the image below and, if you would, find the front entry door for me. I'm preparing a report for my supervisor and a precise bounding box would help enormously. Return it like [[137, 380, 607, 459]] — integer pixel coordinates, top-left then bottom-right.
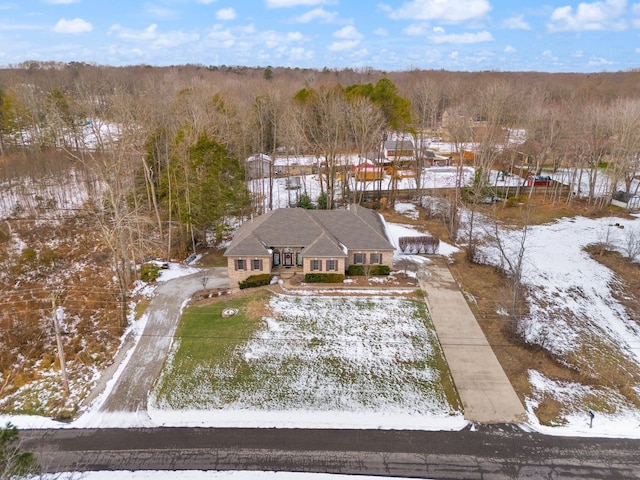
[[283, 248, 294, 267]]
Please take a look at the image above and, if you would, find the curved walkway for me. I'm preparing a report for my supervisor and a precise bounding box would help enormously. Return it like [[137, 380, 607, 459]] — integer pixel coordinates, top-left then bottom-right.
[[91, 268, 229, 416], [419, 257, 527, 424]]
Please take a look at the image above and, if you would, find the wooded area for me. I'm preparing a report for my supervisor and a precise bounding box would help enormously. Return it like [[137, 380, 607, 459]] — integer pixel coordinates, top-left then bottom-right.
[[2, 63, 639, 267], [1, 63, 640, 293], [0, 62, 638, 288]]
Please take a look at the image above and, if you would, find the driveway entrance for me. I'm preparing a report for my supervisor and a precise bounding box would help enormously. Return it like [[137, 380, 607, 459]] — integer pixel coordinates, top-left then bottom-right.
[[419, 257, 527, 424]]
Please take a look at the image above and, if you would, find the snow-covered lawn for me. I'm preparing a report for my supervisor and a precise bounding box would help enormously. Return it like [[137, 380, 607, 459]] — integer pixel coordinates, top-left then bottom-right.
[[150, 294, 463, 430]]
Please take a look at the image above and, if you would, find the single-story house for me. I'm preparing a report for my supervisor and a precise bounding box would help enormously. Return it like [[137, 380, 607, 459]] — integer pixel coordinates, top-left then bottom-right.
[[274, 155, 319, 177], [224, 205, 395, 288], [383, 139, 415, 161]]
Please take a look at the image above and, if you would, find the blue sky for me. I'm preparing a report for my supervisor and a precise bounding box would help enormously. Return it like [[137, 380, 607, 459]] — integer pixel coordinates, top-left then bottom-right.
[[1, 0, 640, 72]]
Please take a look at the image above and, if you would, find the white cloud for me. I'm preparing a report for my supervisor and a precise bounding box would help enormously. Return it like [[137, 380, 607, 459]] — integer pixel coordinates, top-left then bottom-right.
[[430, 29, 493, 43], [52, 18, 92, 34], [262, 30, 304, 47], [293, 8, 337, 23], [403, 23, 430, 36], [44, 0, 80, 4], [289, 47, 315, 61], [109, 24, 199, 48], [503, 15, 531, 30], [329, 40, 360, 51], [389, 0, 491, 23], [110, 24, 159, 41], [144, 5, 179, 20], [374, 27, 388, 36], [205, 23, 304, 53], [197, 0, 218, 4], [266, 0, 331, 7], [216, 7, 237, 20], [588, 55, 614, 65], [504, 45, 516, 53], [333, 24, 363, 40], [547, 0, 628, 32], [329, 25, 363, 51]]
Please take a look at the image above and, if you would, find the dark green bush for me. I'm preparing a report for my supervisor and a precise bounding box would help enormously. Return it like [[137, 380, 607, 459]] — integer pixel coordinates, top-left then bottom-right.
[[371, 265, 390, 275], [304, 273, 345, 283], [239, 273, 272, 289], [140, 263, 161, 282], [347, 265, 390, 276], [347, 265, 365, 276]]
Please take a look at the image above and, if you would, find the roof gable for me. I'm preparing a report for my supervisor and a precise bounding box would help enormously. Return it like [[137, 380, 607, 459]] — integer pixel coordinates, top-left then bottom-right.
[[304, 231, 346, 257]]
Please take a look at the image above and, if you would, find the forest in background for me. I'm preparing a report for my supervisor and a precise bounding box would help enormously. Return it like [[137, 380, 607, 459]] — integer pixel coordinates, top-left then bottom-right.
[[1, 62, 640, 417]]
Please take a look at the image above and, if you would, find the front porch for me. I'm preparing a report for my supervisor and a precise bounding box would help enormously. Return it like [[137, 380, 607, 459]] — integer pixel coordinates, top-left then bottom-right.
[[271, 265, 304, 279]]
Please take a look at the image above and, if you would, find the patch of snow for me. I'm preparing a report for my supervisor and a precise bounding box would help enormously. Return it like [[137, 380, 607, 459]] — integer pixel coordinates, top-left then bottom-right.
[[395, 202, 419, 220], [386, 222, 459, 258], [155, 262, 200, 282], [525, 370, 640, 438]]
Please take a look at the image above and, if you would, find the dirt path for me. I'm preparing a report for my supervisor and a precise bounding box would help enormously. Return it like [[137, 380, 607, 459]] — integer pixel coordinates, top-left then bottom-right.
[[419, 257, 527, 424], [89, 268, 229, 415]]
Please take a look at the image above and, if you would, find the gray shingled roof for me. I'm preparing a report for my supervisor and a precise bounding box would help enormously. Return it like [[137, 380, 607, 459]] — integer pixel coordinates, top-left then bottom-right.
[[303, 232, 346, 257], [384, 139, 415, 150], [224, 205, 394, 258]]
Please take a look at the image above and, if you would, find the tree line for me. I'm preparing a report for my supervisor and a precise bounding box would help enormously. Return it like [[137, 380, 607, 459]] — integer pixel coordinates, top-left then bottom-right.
[[1, 62, 640, 277]]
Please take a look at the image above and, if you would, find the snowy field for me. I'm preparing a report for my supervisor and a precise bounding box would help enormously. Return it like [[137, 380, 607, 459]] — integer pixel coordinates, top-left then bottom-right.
[[149, 294, 463, 431]]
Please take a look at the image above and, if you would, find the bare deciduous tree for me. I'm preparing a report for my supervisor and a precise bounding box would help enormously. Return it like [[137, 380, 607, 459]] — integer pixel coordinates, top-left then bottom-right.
[[624, 226, 640, 260], [490, 205, 530, 320]]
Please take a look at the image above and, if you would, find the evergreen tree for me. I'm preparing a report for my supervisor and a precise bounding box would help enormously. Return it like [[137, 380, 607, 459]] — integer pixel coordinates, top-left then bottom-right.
[[0, 423, 39, 479]]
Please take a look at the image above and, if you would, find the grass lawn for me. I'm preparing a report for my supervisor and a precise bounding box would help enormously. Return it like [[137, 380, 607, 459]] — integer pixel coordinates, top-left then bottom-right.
[[152, 291, 461, 416]]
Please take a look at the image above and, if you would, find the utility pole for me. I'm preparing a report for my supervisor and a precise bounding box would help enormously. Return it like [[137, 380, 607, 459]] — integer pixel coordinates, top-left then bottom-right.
[[51, 297, 70, 394]]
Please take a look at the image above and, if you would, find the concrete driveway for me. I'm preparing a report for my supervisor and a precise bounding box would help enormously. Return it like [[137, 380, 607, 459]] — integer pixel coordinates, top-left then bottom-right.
[[87, 267, 229, 417], [419, 257, 527, 424]]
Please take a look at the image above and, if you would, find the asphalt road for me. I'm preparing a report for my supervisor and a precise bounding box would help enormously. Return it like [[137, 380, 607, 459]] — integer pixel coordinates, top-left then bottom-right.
[[20, 424, 640, 479]]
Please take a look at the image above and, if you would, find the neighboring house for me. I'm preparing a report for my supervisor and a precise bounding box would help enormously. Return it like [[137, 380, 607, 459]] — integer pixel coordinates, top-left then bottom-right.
[[224, 205, 395, 289], [353, 159, 384, 181], [274, 155, 318, 177], [383, 139, 415, 161], [246, 154, 272, 179], [418, 149, 452, 168]]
